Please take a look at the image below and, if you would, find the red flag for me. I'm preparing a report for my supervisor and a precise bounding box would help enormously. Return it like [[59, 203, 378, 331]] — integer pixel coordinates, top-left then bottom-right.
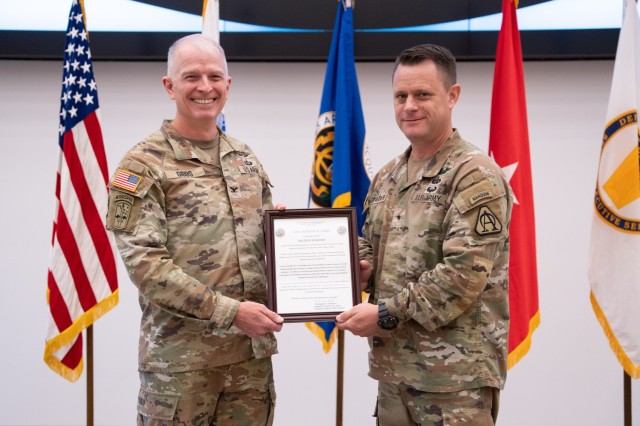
[[488, 0, 540, 369], [44, 0, 119, 382]]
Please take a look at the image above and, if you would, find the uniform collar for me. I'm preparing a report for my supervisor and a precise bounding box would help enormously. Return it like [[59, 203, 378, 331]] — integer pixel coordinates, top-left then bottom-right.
[[391, 129, 463, 182], [160, 120, 248, 163]]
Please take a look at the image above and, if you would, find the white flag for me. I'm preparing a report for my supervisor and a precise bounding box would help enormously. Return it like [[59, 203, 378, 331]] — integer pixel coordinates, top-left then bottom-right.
[[202, 0, 220, 43], [588, 0, 640, 379], [202, 0, 225, 130]]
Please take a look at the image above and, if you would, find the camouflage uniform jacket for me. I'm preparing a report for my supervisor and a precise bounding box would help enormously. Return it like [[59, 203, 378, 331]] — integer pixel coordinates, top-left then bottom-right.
[[361, 130, 512, 392], [106, 120, 277, 373]]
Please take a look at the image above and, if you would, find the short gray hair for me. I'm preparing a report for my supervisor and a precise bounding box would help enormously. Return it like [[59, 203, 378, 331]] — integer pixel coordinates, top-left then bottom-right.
[[166, 34, 228, 78]]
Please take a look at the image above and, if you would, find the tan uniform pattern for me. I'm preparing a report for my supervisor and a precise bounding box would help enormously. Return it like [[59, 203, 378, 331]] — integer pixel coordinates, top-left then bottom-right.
[[106, 120, 277, 373], [361, 130, 513, 393], [137, 357, 275, 426], [376, 381, 495, 426]]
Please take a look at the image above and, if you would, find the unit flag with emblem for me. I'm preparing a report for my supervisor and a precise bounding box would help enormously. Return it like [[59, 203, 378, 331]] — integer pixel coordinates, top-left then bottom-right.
[[307, 0, 371, 352], [588, 0, 640, 379]]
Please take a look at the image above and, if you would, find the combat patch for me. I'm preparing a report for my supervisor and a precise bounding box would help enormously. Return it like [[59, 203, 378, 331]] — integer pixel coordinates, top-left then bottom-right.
[[106, 191, 140, 233], [112, 169, 142, 192], [475, 206, 502, 235]]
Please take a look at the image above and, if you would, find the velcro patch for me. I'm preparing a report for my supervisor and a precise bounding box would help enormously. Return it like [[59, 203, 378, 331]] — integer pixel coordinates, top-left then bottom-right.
[[112, 169, 142, 192], [239, 165, 260, 174], [368, 194, 387, 205], [165, 167, 205, 179], [106, 191, 141, 233], [454, 179, 505, 214], [475, 206, 502, 235]]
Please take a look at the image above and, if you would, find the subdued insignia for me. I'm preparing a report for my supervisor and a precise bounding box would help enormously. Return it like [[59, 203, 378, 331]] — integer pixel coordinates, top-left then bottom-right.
[[112, 193, 134, 230], [413, 193, 441, 203], [239, 165, 259, 174], [475, 206, 502, 235], [369, 194, 386, 204]]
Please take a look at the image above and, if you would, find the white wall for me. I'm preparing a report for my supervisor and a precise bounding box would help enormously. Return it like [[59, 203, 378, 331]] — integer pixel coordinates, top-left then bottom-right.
[[1, 58, 638, 426]]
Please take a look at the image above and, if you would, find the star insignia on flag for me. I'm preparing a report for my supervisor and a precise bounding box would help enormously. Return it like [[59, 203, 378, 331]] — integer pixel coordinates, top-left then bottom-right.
[[491, 153, 520, 205]]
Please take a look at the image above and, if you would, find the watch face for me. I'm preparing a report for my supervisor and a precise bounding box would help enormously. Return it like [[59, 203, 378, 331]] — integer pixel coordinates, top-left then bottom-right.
[[378, 316, 398, 330]]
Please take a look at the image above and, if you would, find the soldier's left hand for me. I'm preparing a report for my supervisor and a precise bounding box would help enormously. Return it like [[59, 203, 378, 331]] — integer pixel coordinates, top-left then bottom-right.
[[335, 303, 378, 337]]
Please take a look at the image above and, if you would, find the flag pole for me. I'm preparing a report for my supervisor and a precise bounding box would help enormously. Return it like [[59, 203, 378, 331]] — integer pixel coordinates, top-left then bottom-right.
[[624, 3, 635, 426], [623, 370, 631, 426], [86, 325, 94, 426], [336, 330, 344, 426], [626, 2, 636, 426]]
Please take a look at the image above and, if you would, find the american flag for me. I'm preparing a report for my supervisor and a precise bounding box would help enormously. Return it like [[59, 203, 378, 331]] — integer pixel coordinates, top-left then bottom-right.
[[44, 0, 119, 382], [112, 169, 141, 192]]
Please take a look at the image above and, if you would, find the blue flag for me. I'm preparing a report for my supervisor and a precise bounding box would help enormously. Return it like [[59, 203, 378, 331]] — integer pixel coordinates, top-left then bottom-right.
[[307, 1, 370, 353]]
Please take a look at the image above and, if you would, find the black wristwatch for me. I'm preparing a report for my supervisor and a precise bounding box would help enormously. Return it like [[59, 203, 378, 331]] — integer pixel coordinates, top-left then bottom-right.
[[377, 302, 399, 330]]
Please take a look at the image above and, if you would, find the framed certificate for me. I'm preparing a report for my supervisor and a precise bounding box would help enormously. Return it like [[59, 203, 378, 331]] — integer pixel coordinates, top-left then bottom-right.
[[264, 208, 361, 322]]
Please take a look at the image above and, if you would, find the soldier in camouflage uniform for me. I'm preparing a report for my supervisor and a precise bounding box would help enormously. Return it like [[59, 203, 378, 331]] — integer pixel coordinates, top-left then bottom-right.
[[336, 44, 513, 425], [106, 34, 283, 425]]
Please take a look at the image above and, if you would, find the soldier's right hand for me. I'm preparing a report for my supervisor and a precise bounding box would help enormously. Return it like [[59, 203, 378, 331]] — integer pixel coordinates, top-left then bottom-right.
[[233, 301, 284, 337]]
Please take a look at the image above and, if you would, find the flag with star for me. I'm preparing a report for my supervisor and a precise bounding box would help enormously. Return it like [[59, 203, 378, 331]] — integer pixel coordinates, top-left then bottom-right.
[[488, 0, 540, 369], [44, 0, 119, 382], [307, 0, 370, 352], [588, 0, 640, 379]]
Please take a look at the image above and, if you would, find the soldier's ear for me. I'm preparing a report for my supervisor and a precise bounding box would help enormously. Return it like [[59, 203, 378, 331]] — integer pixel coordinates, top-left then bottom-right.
[[162, 76, 175, 100]]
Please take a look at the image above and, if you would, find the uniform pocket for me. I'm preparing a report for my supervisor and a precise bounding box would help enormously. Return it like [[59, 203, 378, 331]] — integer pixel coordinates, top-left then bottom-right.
[[137, 388, 179, 424]]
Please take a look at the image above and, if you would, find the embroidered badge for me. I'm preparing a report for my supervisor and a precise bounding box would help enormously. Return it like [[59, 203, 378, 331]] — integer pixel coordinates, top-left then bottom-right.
[[470, 190, 492, 205], [475, 206, 502, 235], [112, 193, 134, 230], [112, 169, 142, 192], [369, 194, 386, 204], [413, 193, 441, 203], [239, 165, 259, 174]]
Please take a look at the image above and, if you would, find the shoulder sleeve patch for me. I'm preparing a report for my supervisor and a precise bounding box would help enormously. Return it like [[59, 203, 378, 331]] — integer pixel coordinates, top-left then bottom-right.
[[106, 191, 141, 233], [474, 205, 503, 235]]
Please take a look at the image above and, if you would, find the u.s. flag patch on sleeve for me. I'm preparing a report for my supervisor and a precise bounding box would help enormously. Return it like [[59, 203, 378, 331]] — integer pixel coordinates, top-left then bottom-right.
[[112, 169, 142, 192]]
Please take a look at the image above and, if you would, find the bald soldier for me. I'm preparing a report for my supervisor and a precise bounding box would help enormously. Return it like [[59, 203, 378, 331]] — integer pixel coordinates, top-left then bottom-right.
[[106, 34, 283, 425]]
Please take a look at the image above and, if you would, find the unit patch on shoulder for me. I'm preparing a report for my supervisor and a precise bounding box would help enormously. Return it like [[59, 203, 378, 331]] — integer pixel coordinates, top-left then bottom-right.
[[475, 206, 502, 235], [112, 169, 142, 192]]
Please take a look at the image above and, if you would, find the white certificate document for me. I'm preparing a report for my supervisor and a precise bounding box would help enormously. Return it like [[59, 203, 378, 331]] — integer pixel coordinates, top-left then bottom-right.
[[265, 209, 360, 321]]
